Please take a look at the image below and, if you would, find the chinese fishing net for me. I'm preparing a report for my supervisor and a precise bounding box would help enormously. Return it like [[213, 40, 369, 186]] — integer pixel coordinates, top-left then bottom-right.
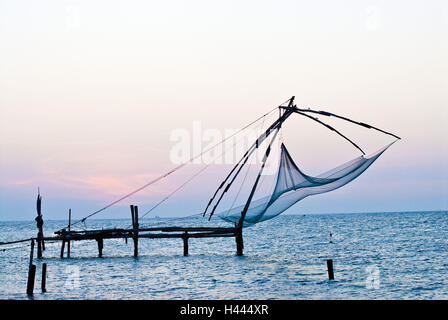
[[218, 141, 395, 226]]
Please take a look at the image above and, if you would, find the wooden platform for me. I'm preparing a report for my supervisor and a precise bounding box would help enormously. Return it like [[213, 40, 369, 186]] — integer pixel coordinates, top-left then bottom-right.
[[34, 205, 245, 258], [45, 225, 240, 258]]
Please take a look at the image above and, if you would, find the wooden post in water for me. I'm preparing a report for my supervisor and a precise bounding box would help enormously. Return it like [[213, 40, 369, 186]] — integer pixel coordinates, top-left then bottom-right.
[[131, 205, 139, 257], [326, 259, 334, 280], [36, 189, 44, 259], [60, 239, 65, 259], [134, 206, 139, 257], [235, 227, 244, 256], [26, 239, 36, 296], [130, 205, 134, 256], [41, 263, 47, 293], [29, 239, 34, 268], [36, 234, 42, 259], [67, 209, 71, 258], [97, 238, 103, 258], [130, 205, 135, 229], [183, 231, 189, 256], [27, 265, 36, 296]]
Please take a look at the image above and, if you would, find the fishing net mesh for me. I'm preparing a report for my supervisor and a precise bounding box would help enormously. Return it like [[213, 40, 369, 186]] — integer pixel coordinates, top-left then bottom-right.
[[218, 142, 394, 226]]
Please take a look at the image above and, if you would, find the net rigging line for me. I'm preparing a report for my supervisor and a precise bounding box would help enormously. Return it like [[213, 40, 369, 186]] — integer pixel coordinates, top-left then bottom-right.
[[278, 105, 401, 158], [218, 130, 280, 222], [222, 155, 253, 220], [121, 115, 272, 229], [202, 102, 295, 218], [204, 98, 296, 220], [137, 211, 230, 229], [65, 105, 280, 230], [0, 238, 35, 246], [294, 108, 401, 140], [211, 126, 281, 222], [134, 167, 208, 220], [251, 126, 284, 217], [293, 110, 366, 155], [221, 116, 267, 220], [1, 243, 31, 251], [137, 213, 203, 229]]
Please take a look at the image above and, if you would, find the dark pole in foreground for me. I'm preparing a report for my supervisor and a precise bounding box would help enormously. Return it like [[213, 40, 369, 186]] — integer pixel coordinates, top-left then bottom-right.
[[27, 265, 36, 296], [131, 205, 139, 257], [135, 206, 139, 257], [41, 263, 47, 293], [234, 97, 295, 257], [130, 205, 135, 228], [67, 209, 71, 258], [327, 259, 334, 280], [183, 231, 189, 256], [97, 238, 103, 258], [26, 239, 36, 296], [37, 235, 42, 258], [36, 189, 44, 258], [60, 240, 65, 259], [29, 239, 34, 268], [235, 227, 243, 256]]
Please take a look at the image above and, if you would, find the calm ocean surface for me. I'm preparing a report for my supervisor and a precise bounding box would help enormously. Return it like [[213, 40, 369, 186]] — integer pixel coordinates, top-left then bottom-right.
[[0, 211, 447, 300]]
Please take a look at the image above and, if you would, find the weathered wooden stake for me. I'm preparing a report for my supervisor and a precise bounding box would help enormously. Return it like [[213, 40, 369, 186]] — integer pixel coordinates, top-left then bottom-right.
[[97, 238, 103, 258], [134, 206, 139, 257], [26, 264, 36, 296], [60, 240, 65, 259], [37, 238, 42, 259], [183, 231, 189, 256], [29, 239, 35, 268], [36, 190, 44, 259], [130, 205, 135, 227], [41, 263, 47, 293], [327, 259, 334, 280], [26, 239, 36, 295], [235, 227, 243, 256], [132, 205, 139, 257], [67, 209, 71, 258]]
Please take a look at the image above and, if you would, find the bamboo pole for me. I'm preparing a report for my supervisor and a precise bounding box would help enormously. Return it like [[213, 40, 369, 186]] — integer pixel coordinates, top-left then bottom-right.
[[41, 263, 47, 293], [133, 206, 139, 257], [327, 259, 334, 280], [67, 209, 71, 258], [235, 228, 243, 256], [183, 231, 189, 256], [26, 265, 36, 296], [60, 240, 65, 259], [29, 239, 34, 268], [36, 191, 44, 259], [26, 239, 36, 296], [97, 238, 103, 258]]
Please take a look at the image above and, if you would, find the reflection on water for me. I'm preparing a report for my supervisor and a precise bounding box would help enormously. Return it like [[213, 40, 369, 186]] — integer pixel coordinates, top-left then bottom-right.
[[0, 211, 447, 299]]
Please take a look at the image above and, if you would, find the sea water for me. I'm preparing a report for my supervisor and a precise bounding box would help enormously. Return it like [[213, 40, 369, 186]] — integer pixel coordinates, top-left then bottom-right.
[[0, 211, 447, 299]]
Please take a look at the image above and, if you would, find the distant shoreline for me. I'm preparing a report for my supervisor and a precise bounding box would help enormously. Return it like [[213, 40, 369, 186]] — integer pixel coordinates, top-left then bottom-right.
[[0, 209, 446, 223]]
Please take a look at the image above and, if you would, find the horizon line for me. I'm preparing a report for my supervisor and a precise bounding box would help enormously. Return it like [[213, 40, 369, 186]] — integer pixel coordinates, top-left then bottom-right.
[[0, 209, 446, 223]]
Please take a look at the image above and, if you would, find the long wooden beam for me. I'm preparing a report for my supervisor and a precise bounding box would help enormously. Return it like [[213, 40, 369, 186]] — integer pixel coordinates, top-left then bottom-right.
[[43, 231, 236, 242], [54, 226, 236, 235]]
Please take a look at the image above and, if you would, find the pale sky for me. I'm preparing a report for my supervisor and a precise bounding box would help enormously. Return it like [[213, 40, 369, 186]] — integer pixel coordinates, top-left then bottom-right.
[[0, 0, 447, 221]]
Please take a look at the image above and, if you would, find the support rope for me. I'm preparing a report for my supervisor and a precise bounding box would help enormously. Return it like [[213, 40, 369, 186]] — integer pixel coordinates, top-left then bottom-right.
[[64, 106, 279, 230]]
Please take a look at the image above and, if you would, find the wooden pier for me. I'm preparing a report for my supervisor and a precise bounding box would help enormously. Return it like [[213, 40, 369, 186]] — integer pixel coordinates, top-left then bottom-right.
[[35, 205, 244, 258]]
